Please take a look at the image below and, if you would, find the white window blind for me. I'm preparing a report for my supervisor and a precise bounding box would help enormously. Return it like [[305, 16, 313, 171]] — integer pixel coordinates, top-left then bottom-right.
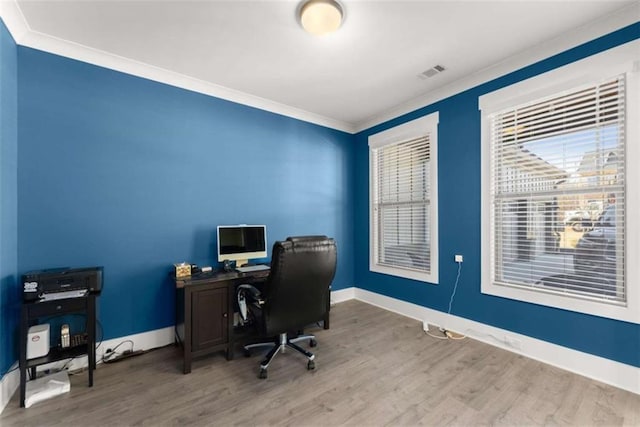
[[489, 75, 626, 304], [372, 136, 431, 273]]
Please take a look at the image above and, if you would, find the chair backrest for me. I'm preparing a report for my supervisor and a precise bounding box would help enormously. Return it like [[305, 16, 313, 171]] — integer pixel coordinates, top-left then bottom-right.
[[263, 236, 337, 336]]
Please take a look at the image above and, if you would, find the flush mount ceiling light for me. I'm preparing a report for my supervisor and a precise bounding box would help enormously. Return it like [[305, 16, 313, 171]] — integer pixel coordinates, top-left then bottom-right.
[[298, 0, 344, 36]]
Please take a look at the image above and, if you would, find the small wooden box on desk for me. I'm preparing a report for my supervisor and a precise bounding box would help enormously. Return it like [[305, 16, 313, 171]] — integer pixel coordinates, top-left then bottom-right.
[[173, 269, 269, 374]]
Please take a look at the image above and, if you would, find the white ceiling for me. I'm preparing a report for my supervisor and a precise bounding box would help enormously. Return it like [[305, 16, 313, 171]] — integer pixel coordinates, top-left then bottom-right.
[[9, 0, 640, 132]]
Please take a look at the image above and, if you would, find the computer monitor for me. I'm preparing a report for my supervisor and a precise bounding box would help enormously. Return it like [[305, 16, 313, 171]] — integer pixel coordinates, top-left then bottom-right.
[[217, 225, 267, 267]]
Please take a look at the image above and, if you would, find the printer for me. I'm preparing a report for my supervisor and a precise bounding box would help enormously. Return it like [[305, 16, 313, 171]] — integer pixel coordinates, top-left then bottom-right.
[[22, 266, 103, 302]]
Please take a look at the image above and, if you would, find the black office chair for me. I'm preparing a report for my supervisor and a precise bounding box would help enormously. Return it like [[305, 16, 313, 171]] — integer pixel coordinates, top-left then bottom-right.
[[240, 236, 337, 379]]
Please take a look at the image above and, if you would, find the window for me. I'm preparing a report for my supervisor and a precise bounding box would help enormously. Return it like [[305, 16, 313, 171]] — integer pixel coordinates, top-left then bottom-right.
[[369, 112, 439, 283], [480, 41, 639, 323]]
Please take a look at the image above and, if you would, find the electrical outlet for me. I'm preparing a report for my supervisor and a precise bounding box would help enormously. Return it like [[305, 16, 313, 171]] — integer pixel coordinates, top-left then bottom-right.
[[455, 254, 463, 263]]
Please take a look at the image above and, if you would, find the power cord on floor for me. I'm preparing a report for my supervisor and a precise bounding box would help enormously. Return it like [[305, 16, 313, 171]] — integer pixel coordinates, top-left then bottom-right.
[[62, 318, 105, 374], [426, 260, 467, 341], [102, 339, 135, 363], [425, 328, 448, 340]]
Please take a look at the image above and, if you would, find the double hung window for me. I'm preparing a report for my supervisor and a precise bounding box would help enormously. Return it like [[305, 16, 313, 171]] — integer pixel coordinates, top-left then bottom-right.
[[369, 113, 439, 283], [480, 41, 639, 322]]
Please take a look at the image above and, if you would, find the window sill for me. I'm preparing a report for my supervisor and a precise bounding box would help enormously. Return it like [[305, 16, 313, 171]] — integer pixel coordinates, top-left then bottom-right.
[[370, 264, 438, 284], [481, 279, 639, 324]]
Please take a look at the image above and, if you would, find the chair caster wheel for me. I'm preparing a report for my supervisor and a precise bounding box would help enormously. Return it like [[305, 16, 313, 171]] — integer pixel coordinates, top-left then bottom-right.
[[309, 339, 317, 348], [259, 369, 267, 379], [307, 360, 315, 370]]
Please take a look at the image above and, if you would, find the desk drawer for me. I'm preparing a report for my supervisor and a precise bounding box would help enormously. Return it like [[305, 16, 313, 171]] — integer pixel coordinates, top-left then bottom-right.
[[27, 297, 87, 317]]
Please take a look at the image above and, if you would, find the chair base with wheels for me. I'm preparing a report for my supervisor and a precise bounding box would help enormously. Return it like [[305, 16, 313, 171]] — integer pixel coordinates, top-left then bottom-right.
[[244, 332, 317, 379]]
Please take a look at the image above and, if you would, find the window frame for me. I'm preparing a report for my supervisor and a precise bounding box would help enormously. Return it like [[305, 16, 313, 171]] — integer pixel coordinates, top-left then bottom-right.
[[480, 40, 640, 323], [369, 112, 439, 284]]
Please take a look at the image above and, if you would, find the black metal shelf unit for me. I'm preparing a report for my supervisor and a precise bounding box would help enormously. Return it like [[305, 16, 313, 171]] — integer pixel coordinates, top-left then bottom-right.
[[19, 294, 98, 408]]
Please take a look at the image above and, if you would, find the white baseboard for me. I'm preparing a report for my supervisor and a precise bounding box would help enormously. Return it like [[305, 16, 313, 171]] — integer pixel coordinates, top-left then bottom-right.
[[50, 326, 175, 373], [96, 326, 174, 363], [352, 288, 640, 395], [0, 288, 353, 413], [0, 326, 175, 414], [3, 286, 635, 415], [0, 362, 19, 414], [331, 287, 355, 305]]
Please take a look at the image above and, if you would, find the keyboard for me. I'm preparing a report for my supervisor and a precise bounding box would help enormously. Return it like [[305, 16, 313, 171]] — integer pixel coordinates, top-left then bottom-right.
[[40, 289, 88, 301], [236, 265, 270, 273]]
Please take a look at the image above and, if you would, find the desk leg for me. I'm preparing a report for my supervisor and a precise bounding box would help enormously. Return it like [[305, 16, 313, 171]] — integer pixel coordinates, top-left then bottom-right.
[[226, 286, 234, 361], [183, 288, 192, 374], [324, 287, 330, 329], [19, 368, 26, 408], [88, 294, 96, 386], [19, 306, 28, 407]]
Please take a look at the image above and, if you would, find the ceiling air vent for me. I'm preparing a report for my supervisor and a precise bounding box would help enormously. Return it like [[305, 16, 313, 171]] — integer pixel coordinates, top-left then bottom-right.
[[418, 65, 446, 80]]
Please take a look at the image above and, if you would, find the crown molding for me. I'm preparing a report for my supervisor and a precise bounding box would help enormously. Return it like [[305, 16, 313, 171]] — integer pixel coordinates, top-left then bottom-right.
[[0, 0, 30, 43], [2, 1, 638, 136], [0, 0, 356, 134], [354, 3, 640, 134]]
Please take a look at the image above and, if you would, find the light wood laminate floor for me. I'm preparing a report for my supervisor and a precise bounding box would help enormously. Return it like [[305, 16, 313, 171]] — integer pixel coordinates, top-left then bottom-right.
[[2, 300, 638, 426]]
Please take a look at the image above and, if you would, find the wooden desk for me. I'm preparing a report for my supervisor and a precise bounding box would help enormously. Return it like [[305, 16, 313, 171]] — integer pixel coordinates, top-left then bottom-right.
[[173, 270, 268, 374], [173, 269, 330, 374]]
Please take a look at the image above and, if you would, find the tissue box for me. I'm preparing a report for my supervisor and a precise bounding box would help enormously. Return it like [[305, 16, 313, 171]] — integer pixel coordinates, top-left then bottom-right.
[[27, 324, 50, 360], [174, 263, 191, 278]]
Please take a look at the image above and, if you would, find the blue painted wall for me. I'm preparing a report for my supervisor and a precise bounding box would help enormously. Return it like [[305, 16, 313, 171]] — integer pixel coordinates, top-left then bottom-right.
[[354, 23, 640, 368], [3, 17, 638, 379], [0, 19, 18, 376], [16, 47, 354, 344]]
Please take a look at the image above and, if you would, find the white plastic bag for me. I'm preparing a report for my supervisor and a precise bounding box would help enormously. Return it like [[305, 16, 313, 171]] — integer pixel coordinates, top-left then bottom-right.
[[24, 370, 70, 408]]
